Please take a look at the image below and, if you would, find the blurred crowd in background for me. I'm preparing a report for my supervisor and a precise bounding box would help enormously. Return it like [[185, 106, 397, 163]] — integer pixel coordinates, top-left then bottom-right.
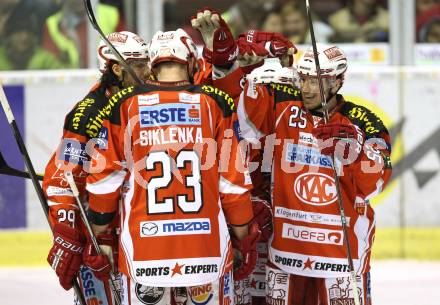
[[0, 0, 440, 70]]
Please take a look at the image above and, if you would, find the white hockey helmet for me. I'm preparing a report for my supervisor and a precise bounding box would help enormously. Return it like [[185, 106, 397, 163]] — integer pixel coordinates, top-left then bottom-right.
[[97, 31, 149, 72], [297, 44, 347, 78], [148, 28, 198, 69], [247, 58, 299, 86]]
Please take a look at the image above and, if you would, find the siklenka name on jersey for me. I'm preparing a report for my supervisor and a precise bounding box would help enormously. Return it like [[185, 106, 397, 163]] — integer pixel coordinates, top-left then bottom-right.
[[139, 126, 203, 146], [138, 102, 203, 145]]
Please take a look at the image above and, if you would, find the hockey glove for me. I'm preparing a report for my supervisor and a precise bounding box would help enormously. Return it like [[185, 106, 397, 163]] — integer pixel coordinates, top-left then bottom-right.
[[232, 222, 261, 281], [191, 8, 238, 68], [82, 233, 115, 282], [47, 223, 85, 290], [236, 36, 269, 74], [313, 123, 364, 162], [252, 197, 273, 242], [240, 31, 297, 66]]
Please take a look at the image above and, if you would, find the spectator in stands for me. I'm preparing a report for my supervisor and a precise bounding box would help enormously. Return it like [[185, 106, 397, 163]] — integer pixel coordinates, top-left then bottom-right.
[[0, 11, 66, 70], [417, 0, 440, 15], [261, 9, 283, 33], [222, 0, 277, 37], [416, 1, 440, 43], [42, 0, 123, 68], [280, 3, 333, 44], [328, 0, 389, 42], [0, 0, 20, 40], [425, 19, 440, 42]]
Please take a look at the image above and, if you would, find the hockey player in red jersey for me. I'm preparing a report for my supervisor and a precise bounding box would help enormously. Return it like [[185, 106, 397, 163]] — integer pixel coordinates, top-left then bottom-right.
[[84, 28, 260, 305], [238, 44, 392, 305], [43, 31, 149, 305], [191, 10, 299, 305]]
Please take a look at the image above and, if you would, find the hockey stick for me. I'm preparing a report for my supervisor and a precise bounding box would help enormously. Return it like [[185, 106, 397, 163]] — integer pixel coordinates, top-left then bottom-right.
[[0, 150, 44, 181], [305, 1, 361, 305], [83, 0, 143, 85], [65, 172, 122, 305], [0, 83, 87, 305]]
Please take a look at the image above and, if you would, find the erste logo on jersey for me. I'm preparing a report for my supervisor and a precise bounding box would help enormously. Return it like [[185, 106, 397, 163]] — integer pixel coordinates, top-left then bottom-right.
[[140, 218, 211, 237], [294, 173, 337, 205], [286, 143, 332, 168], [139, 103, 201, 127]]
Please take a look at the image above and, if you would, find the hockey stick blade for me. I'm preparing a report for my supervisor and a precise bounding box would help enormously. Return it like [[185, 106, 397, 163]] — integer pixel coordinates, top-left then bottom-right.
[[83, 0, 143, 85], [0, 150, 43, 181]]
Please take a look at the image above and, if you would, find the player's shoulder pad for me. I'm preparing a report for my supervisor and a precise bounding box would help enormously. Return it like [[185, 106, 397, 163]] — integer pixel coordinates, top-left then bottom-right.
[[64, 87, 109, 137], [105, 86, 151, 126], [192, 85, 235, 117], [65, 86, 150, 139], [341, 101, 388, 138], [268, 83, 302, 104]]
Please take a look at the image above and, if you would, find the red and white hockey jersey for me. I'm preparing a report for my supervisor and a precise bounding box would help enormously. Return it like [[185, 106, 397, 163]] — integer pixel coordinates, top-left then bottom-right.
[[238, 81, 392, 278], [86, 83, 253, 287]]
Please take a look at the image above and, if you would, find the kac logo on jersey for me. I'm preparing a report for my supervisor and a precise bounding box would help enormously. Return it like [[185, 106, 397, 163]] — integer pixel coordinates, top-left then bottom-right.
[[286, 143, 332, 168], [139, 103, 201, 127], [140, 218, 211, 237], [294, 173, 337, 206]]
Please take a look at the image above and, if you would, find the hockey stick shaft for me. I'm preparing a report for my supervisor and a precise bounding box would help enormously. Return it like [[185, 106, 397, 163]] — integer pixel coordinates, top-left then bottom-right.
[[65, 172, 122, 305], [0, 150, 43, 180], [0, 84, 87, 305], [305, 1, 360, 305], [305, 0, 330, 123], [83, 0, 143, 85]]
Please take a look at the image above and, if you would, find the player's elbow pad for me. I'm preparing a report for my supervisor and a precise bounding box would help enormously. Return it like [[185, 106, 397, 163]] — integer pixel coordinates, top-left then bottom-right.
[[87, 209, 115, 225]]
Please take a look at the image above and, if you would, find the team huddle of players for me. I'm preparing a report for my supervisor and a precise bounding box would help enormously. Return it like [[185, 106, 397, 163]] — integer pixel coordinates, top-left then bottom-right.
[[42, 8, 392, 305]]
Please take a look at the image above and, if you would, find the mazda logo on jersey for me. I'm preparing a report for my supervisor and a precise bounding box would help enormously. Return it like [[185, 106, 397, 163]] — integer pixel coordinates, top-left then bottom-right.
[[139, 219, 211, 237], [135, 284, 165, 305], [141, 222, 159, 236], [294, 173, 337, 205], [139, 103, 201, 127]]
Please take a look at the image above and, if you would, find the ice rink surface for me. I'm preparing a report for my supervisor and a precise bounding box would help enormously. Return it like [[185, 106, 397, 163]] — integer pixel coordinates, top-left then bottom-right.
[[1, 260, 439, 305]]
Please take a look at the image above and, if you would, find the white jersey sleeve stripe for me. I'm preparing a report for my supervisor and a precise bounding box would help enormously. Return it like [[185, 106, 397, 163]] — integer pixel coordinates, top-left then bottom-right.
[[86, 169, 126, 195], [237, 92, 264, 144], [219, 176, 247, 194]]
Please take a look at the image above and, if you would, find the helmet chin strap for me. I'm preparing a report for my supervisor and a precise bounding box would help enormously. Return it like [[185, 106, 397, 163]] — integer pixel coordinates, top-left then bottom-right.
[[118, 69, 127, 89]]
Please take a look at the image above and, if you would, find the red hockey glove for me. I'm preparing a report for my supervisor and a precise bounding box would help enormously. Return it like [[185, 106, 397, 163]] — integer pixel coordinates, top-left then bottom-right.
[[236, 36, 269, 74], [312, 123, 364, 162], [47, 223, 85, 290], [240, 31, 297, 65], [252, 198, 273, 242], [191, 8, 238, 68], [232, 222, 261, 281], [82, 233, 114, 282], [237, 35, 270, 57]]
